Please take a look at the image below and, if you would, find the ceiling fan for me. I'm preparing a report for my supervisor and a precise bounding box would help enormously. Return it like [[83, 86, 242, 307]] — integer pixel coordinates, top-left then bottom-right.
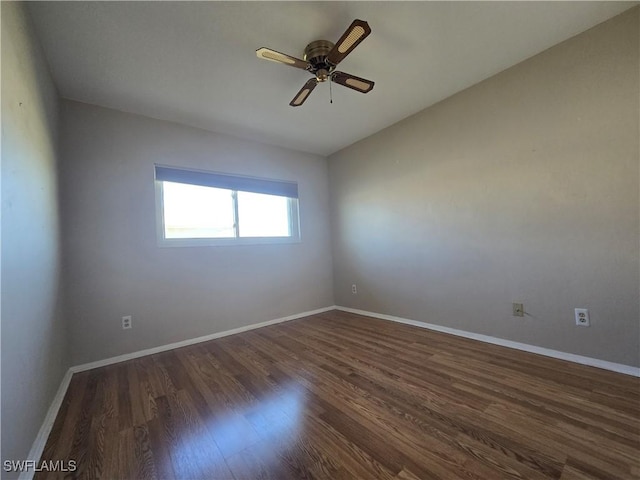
[[256, 19, 375, 107]]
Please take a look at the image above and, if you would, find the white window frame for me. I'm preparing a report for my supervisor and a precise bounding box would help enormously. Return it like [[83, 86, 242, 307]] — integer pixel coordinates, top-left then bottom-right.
[[154, 165, 301, 247]]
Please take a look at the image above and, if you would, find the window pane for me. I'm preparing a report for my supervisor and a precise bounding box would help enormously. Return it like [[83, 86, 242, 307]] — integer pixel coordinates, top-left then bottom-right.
[[238, 191, 290, 237], [162, 181, 235, 238]]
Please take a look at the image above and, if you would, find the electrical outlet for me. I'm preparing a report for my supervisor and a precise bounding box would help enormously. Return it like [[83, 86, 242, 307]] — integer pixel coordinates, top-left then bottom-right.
[[575, 308, 589, 327], [351, 284, 357, 294], [512, 303, 524, 317], [122, 315, 132, 329]]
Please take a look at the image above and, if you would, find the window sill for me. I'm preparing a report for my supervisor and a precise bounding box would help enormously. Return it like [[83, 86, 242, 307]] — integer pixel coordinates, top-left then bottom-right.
[[157, 236, 302, 248]]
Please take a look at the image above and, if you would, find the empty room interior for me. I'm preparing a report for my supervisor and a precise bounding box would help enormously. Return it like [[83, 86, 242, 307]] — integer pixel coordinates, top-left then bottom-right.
[[2, 1, 639, 479]]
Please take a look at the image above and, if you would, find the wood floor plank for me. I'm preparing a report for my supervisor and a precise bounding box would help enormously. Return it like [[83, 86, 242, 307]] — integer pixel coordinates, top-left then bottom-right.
[[117, 428, 136, 479], [36, 311, 639, 479], [225, 440, 296, 480], [99, 414, 120, 480], [131, 423, 159, 480]]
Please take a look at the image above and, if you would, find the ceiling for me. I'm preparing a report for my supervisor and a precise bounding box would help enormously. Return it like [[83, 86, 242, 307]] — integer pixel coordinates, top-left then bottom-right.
[[28, 1, 634, 156]]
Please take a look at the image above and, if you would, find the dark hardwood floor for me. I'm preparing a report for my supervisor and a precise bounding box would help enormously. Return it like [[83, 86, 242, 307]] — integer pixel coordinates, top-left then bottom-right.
[[37, 310, 639, 479]]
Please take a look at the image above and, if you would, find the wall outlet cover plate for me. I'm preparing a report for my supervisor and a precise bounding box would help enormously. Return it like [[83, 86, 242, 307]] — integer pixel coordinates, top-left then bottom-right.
[[513, 303, 524, 317], [575, 308, 590, 327]]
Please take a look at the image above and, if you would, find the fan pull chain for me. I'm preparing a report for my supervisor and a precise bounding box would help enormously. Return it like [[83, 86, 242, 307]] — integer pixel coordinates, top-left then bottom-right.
[[329, 78, 333, 104]]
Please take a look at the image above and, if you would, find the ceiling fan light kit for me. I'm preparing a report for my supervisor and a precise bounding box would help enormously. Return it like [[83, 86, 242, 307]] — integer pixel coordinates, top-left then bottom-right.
[[256, 19, 375, 107]]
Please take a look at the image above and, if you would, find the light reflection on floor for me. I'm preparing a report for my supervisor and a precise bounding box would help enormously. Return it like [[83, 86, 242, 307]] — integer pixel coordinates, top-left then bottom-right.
[[172, 383, 305, 476]]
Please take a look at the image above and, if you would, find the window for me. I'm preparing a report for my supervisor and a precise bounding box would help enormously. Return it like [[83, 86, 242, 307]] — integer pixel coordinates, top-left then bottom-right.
[[155, 165, 299, 246]]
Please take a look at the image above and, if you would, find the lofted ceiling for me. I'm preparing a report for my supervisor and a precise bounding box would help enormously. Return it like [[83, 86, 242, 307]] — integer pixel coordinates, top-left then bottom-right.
[[28, 1, 634, 156]]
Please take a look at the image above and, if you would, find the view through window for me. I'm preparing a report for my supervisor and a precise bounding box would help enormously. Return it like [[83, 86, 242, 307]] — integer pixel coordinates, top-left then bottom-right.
[[156, 166, 299, 245]]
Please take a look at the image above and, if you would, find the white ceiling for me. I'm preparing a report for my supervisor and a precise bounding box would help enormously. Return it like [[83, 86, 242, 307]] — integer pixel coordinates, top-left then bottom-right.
[[28, 1, 634, 156]]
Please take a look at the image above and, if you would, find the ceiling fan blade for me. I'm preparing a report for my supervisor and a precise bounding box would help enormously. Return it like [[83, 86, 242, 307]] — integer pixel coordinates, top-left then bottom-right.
[[290, 79, 318, 107], [256, 47, 308, 70], [326, 19, 371, 66], [331, 71, 375, 93]]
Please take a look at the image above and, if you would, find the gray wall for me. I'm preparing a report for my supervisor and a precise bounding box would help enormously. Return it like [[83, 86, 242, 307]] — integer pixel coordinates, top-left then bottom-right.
[[1, 2, 68, 472], [329, 8, 639, 367], [60, 101, 334, 365]]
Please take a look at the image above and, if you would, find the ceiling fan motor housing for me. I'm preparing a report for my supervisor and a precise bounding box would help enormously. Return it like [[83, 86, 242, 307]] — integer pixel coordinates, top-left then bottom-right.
[[304, 40, 335, 81]]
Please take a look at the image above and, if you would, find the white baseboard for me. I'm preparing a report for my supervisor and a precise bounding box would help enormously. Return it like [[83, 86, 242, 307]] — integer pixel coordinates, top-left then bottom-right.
[[336, 306, 640, 377], [19, 369, 74, 480], [71, 305, 336, 373]]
